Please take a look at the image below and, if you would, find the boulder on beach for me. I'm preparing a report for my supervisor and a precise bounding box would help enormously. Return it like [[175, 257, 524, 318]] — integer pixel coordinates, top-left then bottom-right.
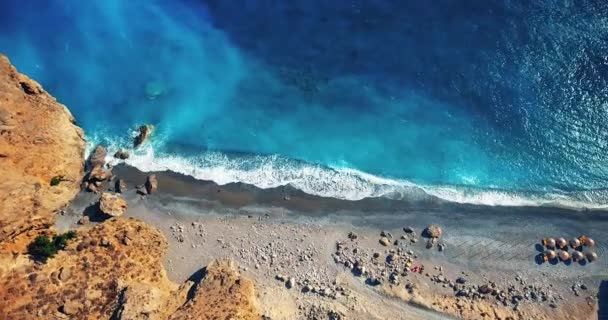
[[134, 124, 154, 148], [99, 192, 128, 217], [145, 174, 158, 194], [89, 145, 107, 168], [423, 224, 442, 238], [88, 165, 111, 182], [116, 179, 128, 193]]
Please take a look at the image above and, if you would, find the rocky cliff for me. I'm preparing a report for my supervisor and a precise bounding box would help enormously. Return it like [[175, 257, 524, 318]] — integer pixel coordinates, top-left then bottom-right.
[[0, 54, 260, 320], [0, 54, 85, 243]]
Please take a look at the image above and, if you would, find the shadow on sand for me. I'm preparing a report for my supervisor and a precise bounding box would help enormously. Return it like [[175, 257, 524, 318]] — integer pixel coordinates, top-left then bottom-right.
[[599, 280, 608, 320]]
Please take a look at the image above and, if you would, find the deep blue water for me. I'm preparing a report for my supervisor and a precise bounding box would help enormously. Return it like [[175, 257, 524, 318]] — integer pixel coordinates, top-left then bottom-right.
[[1, 0, 608, 207]]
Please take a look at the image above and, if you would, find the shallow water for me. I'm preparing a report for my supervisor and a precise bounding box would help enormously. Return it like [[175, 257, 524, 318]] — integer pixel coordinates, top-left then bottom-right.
[[1, 1, 607, 207]]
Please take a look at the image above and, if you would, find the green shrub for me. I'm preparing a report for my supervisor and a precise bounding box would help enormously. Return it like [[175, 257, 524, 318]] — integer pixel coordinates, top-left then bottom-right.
[[28, 231, 77, 262], [50, 176, 62, 186]]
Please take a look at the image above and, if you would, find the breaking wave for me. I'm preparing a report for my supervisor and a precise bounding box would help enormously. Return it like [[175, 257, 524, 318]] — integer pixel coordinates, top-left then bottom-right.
[[87, 134, 608, 211]]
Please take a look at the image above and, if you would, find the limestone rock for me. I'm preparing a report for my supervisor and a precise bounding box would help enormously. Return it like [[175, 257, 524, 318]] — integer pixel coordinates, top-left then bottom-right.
[[89, 145, 107, 168], [89, 165, 111, 182], [169, 259, 259, 320], [61, 300, 82, 315], [379, 237, 391, 246], [134, 124, 153, 148], [116, 282, 167, 320], [0, 54, 85, 243], [423, 224, 442, 238], [99, 193, 128, 217], [145, 175, 158, 194]]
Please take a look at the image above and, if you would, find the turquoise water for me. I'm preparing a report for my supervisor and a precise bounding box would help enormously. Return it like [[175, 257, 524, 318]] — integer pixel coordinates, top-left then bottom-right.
[[1, 1, 607, 207]]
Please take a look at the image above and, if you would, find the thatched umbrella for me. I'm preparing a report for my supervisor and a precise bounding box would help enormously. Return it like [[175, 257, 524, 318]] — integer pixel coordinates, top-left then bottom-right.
[[570, 238, 581, 249], [556, 237, 567, 249], [543, 250, 557, 262], [586, 252, 598, 262], [571, 251, 584, 262], [558, 250, 570, 262], [542, 238, 556, 249]]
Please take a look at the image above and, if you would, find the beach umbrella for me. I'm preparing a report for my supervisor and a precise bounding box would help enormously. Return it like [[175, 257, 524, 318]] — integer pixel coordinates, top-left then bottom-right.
[[569, 238, 581, 249], [543, 250, 557, 262], [556, 238, 567, 249], [586, 252, 598, 262], [542, 238, 556, 249], [571, 251, 584, 262]]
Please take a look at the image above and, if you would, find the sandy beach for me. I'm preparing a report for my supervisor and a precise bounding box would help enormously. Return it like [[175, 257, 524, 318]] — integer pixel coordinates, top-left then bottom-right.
[[57, 164, 607, 319]]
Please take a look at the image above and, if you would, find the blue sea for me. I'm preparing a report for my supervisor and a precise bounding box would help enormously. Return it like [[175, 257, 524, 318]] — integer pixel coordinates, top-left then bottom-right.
[[1, 0, 607, 208]]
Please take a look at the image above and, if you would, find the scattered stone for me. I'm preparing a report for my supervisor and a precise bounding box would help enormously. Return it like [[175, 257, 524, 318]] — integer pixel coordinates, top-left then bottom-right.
[[423, 224, 442, 238], [134, 124, 154, 148], [145, 174, 158, 194], [275, 274, 285, 282], [403, 226, 415, 234], [479, 285, 492, 294], [379, 237, 391, 246], [58, 267, 71, 281], [426, 238, 436, 249], [456, 277, 467, 284], [438, 243, 446, 252], [77, 216, 90, 225], [113, 149, 130, 160], [380, 231, 392, 238], [99, 192, 127, 217], [287, 277, 296, 289], [347, 232, 358, 240], [115, 179, 128, 193]]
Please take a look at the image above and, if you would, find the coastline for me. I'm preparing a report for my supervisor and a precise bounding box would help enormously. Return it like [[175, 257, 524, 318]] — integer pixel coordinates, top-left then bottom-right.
[[60, 163, 607, 319]]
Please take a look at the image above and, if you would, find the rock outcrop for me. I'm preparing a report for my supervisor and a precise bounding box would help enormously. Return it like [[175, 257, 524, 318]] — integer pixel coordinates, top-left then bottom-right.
[[134, 124, 153, 148], [170, 259, 259, 320], [0, 54, 85, 243], [0, 54, 260, 320], [99, 192, 128, 217]]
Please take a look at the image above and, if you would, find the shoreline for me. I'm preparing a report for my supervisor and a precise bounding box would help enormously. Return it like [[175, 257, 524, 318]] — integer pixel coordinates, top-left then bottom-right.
[[61, 163, 607, 319]]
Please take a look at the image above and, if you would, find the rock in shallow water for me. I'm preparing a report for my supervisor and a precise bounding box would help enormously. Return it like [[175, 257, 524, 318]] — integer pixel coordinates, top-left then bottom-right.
[[134, 124, 154, 148]]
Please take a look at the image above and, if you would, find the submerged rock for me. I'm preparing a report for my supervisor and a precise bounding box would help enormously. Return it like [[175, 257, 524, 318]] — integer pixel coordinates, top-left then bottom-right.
[[114, 149, 130, 160], [99, 192, 127, 217], [145, 81, 165, 99], [134, 124, 154, 148]]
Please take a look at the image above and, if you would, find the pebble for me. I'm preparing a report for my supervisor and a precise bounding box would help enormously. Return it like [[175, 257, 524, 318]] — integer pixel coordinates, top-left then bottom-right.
[[379, 237, 391, 246]]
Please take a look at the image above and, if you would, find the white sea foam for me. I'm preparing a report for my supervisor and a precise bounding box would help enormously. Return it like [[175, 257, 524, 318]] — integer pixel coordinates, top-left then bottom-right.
[[86, 136, 608, 210]]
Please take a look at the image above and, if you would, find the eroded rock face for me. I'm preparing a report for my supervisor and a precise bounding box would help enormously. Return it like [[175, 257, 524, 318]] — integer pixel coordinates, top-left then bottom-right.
[[0, 218, 180, 319], [89, 145, 107, 168], [170, 258, 260, 320], [0, 54, 85, 243], [0, 54, 261, 320], [99, 193, 128, 217]]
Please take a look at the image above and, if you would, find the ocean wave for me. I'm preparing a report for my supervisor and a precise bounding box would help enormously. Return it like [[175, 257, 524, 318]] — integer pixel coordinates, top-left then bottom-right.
[[86, 135, 608, 210]]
